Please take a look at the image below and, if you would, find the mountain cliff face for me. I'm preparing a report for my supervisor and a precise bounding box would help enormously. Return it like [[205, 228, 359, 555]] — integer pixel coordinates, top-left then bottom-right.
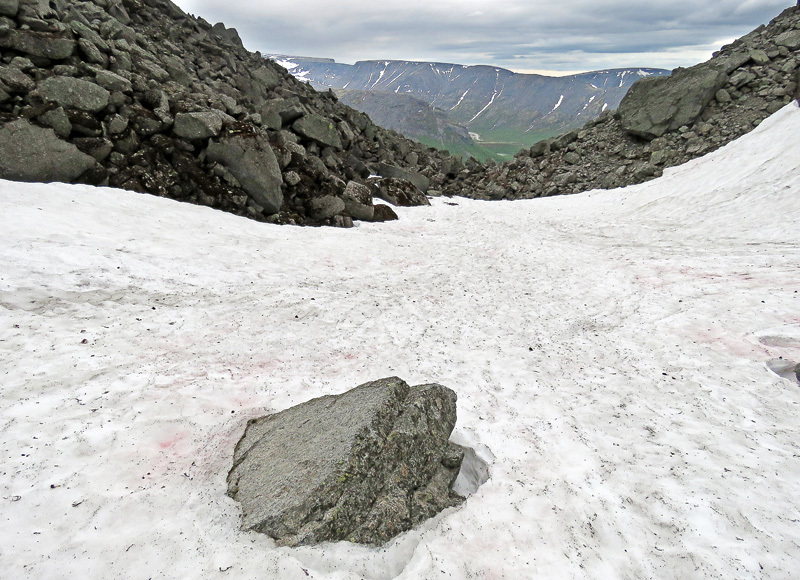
[[273, 56, 669, 160], [0, 0, 460, 227]]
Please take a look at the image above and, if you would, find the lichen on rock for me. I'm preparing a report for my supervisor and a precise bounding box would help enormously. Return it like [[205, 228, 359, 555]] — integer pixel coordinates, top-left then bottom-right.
[[226, 377, 467, 547]]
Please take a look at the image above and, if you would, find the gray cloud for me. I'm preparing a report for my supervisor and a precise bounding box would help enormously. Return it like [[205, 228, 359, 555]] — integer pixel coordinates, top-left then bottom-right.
[[173, 0, 793, 73]]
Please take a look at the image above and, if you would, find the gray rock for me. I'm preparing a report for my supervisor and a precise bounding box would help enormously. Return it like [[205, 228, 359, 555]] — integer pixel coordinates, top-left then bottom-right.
[[160, 55, 190, 86], [260, 107, 282, 130], [715, 88, 732, 103], [337, 121, 355, 148], [0, 66, 34, 92], [377, 162, 430, 193], [283, 170, 301, 186], [716, 51, 754, 74], [106, 114, 128, 135], [73, 137, 113, 161], [93, 69, 132, 92], [292, 113, 343, 150], [32, 77, 110, 113], [227, 377, 465, 547], [618, 63, 729, 139], [341, 181, 374, 221], [730, 70, 756, 88], [307, 195, 345, 220], [252, 66, 280, 90], [0, 0, 18, 17], [38, 106, 71, 138], [650, 149, 669, 165], [263, 98, 305, 124], [550, 129, 579, 151], [206, 130, 284, 214], [0, 29, 76, 59], [0, 119, 94, 183], [775, 29, 800, 50], [749, 49, 771, 66], [375, 177, 431, 207], [173, 111, 225, 140]]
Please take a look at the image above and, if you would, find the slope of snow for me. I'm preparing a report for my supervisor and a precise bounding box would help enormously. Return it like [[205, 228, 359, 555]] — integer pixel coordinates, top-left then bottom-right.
[[1, 104, 799, 579], [549, 94, 564, 113]]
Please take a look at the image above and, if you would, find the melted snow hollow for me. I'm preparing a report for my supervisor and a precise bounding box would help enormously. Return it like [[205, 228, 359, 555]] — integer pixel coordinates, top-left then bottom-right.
[[1, 103, 799, 579]]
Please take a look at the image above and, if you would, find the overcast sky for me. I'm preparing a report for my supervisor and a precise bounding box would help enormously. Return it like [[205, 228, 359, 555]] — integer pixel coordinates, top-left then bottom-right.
[[172, 0, 793, 75]]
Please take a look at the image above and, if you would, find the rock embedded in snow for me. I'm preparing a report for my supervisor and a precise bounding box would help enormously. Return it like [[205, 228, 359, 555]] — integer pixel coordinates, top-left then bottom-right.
[[206, 129, 283, 215], [374, 177, 431, 207], [341, 180, 375, 221], [372, 203, 399, 222], [377, 162, 430, 193], [226, 376, 466, 547]]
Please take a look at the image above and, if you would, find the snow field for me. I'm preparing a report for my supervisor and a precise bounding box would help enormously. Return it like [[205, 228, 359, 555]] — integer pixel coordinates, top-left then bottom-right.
[[1, 103, 799, 579]]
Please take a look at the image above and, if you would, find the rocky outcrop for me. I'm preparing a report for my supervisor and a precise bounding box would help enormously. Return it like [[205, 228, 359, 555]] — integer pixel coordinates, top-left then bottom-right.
[[441, 5, 800, 201], [227, 377, 465, 547], [0, 118, 95, 181], [0, 0, 451, 227], [617, 63, 729, 139]]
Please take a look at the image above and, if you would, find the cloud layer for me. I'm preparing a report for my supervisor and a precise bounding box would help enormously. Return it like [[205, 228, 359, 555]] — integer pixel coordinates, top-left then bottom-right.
[[173, 0, 793, 73]]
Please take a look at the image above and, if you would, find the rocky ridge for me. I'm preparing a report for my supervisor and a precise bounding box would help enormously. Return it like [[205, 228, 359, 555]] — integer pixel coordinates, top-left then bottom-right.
[[274, 56, 670, 161], [0, 0, 461, 226], [441, 6, 800, 200]]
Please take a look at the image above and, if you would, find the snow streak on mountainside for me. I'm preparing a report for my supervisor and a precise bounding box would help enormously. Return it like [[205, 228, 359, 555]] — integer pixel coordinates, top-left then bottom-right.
[[2, 103, 799, 579], [270, 56, 670, 159]]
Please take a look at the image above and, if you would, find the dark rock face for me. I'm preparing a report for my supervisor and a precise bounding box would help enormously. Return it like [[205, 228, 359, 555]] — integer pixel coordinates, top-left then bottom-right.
[[377, 162, 430, 193], [618, 64, 729, 139], [372, 203, 399, 222], [0, 0, 450, 227], [227, 377, 465, 547], [374, 177, 431, 207]]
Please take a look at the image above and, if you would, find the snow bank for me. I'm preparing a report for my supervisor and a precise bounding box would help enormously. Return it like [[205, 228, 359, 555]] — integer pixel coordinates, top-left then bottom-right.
[[1, 104, 799, 579]]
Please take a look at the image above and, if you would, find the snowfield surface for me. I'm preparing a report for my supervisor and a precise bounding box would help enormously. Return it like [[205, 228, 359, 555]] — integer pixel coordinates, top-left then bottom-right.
[[2, 103, 800, 579]]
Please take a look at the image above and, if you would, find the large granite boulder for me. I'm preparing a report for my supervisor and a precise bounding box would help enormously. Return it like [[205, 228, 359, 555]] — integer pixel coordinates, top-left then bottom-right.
[[0, 119, 95, 182], [341, 180, 375, 221], [32, 77, 110, 113], [775, 29, 800, 50], [617, 63, 729, 139], [306, 194, 345, 220], [173, 111, 226, 140], [227, 377, 465, 547], [0, 29, 76, 60], [374, 177, 431, 207], [377, 162, 430, 193], [292, 113, 343, 150], [206, 128, 283, 214]]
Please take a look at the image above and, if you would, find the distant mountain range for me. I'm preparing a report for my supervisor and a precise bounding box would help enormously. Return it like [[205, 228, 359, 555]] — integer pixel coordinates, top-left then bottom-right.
[[271, 56, 670, 160]]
